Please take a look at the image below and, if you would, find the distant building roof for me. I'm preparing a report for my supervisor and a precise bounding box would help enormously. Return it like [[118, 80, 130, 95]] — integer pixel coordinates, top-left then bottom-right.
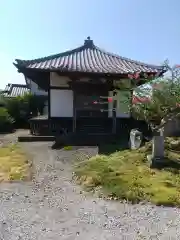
[[3, 83, 30, 97], [14, 37, 164, 76]]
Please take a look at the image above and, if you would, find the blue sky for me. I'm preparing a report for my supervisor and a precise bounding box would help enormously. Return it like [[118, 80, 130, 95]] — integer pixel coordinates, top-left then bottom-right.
[[0, 0, 179, 89]]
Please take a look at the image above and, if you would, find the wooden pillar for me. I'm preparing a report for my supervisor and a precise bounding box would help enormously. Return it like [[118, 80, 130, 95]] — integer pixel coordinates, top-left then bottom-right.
[[73, 90, 76, 133], [69, 77, 79, 134], [112, 90, 117, 134], [48, 74, 51, 119]]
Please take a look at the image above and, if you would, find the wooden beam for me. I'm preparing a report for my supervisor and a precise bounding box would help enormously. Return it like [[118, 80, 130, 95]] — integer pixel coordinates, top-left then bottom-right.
[[50, 86, 71, 90], [73, 90, 76, 133], [48, 76, 51, 119], [112, 91, 117, 134]]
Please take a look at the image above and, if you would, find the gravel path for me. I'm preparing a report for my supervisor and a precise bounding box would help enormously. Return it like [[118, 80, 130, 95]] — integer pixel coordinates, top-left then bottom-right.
[[0, 140, 180, 239]]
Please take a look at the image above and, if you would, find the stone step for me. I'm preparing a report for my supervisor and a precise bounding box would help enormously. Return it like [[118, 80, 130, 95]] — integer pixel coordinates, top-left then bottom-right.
[[77, 124, 109, 133], [18, 135, 55, 142]]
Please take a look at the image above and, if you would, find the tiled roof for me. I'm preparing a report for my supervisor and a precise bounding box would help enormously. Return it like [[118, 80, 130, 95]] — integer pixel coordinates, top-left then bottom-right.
[[4, 84, 30, 97], [14, 37, 164, 75]]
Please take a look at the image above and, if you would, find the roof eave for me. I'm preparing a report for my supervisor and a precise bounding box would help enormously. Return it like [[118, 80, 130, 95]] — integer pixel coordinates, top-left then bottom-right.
[[14, 65, 164, 79], [13, 62, 22, 72]]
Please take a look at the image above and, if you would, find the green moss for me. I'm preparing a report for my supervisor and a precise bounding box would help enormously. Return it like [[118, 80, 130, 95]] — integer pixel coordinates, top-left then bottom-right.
[[63, 146, 73, 151], [74, 139, 180, 207]]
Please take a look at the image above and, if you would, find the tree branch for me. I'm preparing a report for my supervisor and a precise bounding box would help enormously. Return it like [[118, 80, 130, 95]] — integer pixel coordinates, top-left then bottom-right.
[[153, 107, 180, 131]]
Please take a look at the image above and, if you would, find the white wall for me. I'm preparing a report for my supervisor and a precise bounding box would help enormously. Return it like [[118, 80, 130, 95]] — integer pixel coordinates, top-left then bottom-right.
[[50, 73, 73, 117], [50, 89, 73, 117], [108, 90, 131, 118]]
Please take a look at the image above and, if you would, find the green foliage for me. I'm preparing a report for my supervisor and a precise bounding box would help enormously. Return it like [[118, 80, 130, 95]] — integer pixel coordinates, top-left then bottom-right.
[[0, 91, 46, 128], [20, 93, 46, 116], [0, 93, 7, 107], [132, 79, 180, 128], [5, 93, 46, 125], [6, 97, 24, 123], [0, 107, 14, 131]]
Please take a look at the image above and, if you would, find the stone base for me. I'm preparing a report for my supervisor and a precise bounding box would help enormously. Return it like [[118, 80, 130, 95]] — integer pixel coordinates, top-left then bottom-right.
[[147, 155, 167, 169]]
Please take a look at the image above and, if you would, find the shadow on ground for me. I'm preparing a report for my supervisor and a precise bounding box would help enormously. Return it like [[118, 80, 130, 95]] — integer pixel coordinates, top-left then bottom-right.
[[157, 157, 180, 173], [98, 141, 129, 155], [51, 140, 129, 155]]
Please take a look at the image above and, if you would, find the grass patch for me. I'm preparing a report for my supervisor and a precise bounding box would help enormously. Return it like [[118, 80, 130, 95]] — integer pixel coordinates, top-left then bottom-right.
[[74, 138, 180, 207], [0, 144, 31, 182], [63, 146, 73, 151]]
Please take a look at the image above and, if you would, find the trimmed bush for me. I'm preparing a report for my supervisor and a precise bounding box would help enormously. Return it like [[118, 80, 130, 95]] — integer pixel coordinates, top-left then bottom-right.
[[5, 93, 46, 127]]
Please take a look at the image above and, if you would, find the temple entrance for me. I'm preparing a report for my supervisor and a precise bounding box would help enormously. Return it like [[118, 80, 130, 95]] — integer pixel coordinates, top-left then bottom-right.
[[72, 82, 110, 134], [75, 94, 108, 118], [73, 82, 109, 118]]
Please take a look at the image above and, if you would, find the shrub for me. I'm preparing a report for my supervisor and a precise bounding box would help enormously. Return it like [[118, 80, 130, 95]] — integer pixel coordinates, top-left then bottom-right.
[[6, 97, 22, 121], [25, 94, 46, 116], [0, 107, 14, 132], [5, 93, 46, 127]]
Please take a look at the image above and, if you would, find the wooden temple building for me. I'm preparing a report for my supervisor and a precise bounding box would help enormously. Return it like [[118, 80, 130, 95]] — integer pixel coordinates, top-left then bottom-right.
[[14, 37, 165, 137]]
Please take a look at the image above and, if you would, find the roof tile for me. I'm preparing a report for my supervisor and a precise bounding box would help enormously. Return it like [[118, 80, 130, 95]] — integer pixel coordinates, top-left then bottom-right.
[[15, 37, 164, 75]]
